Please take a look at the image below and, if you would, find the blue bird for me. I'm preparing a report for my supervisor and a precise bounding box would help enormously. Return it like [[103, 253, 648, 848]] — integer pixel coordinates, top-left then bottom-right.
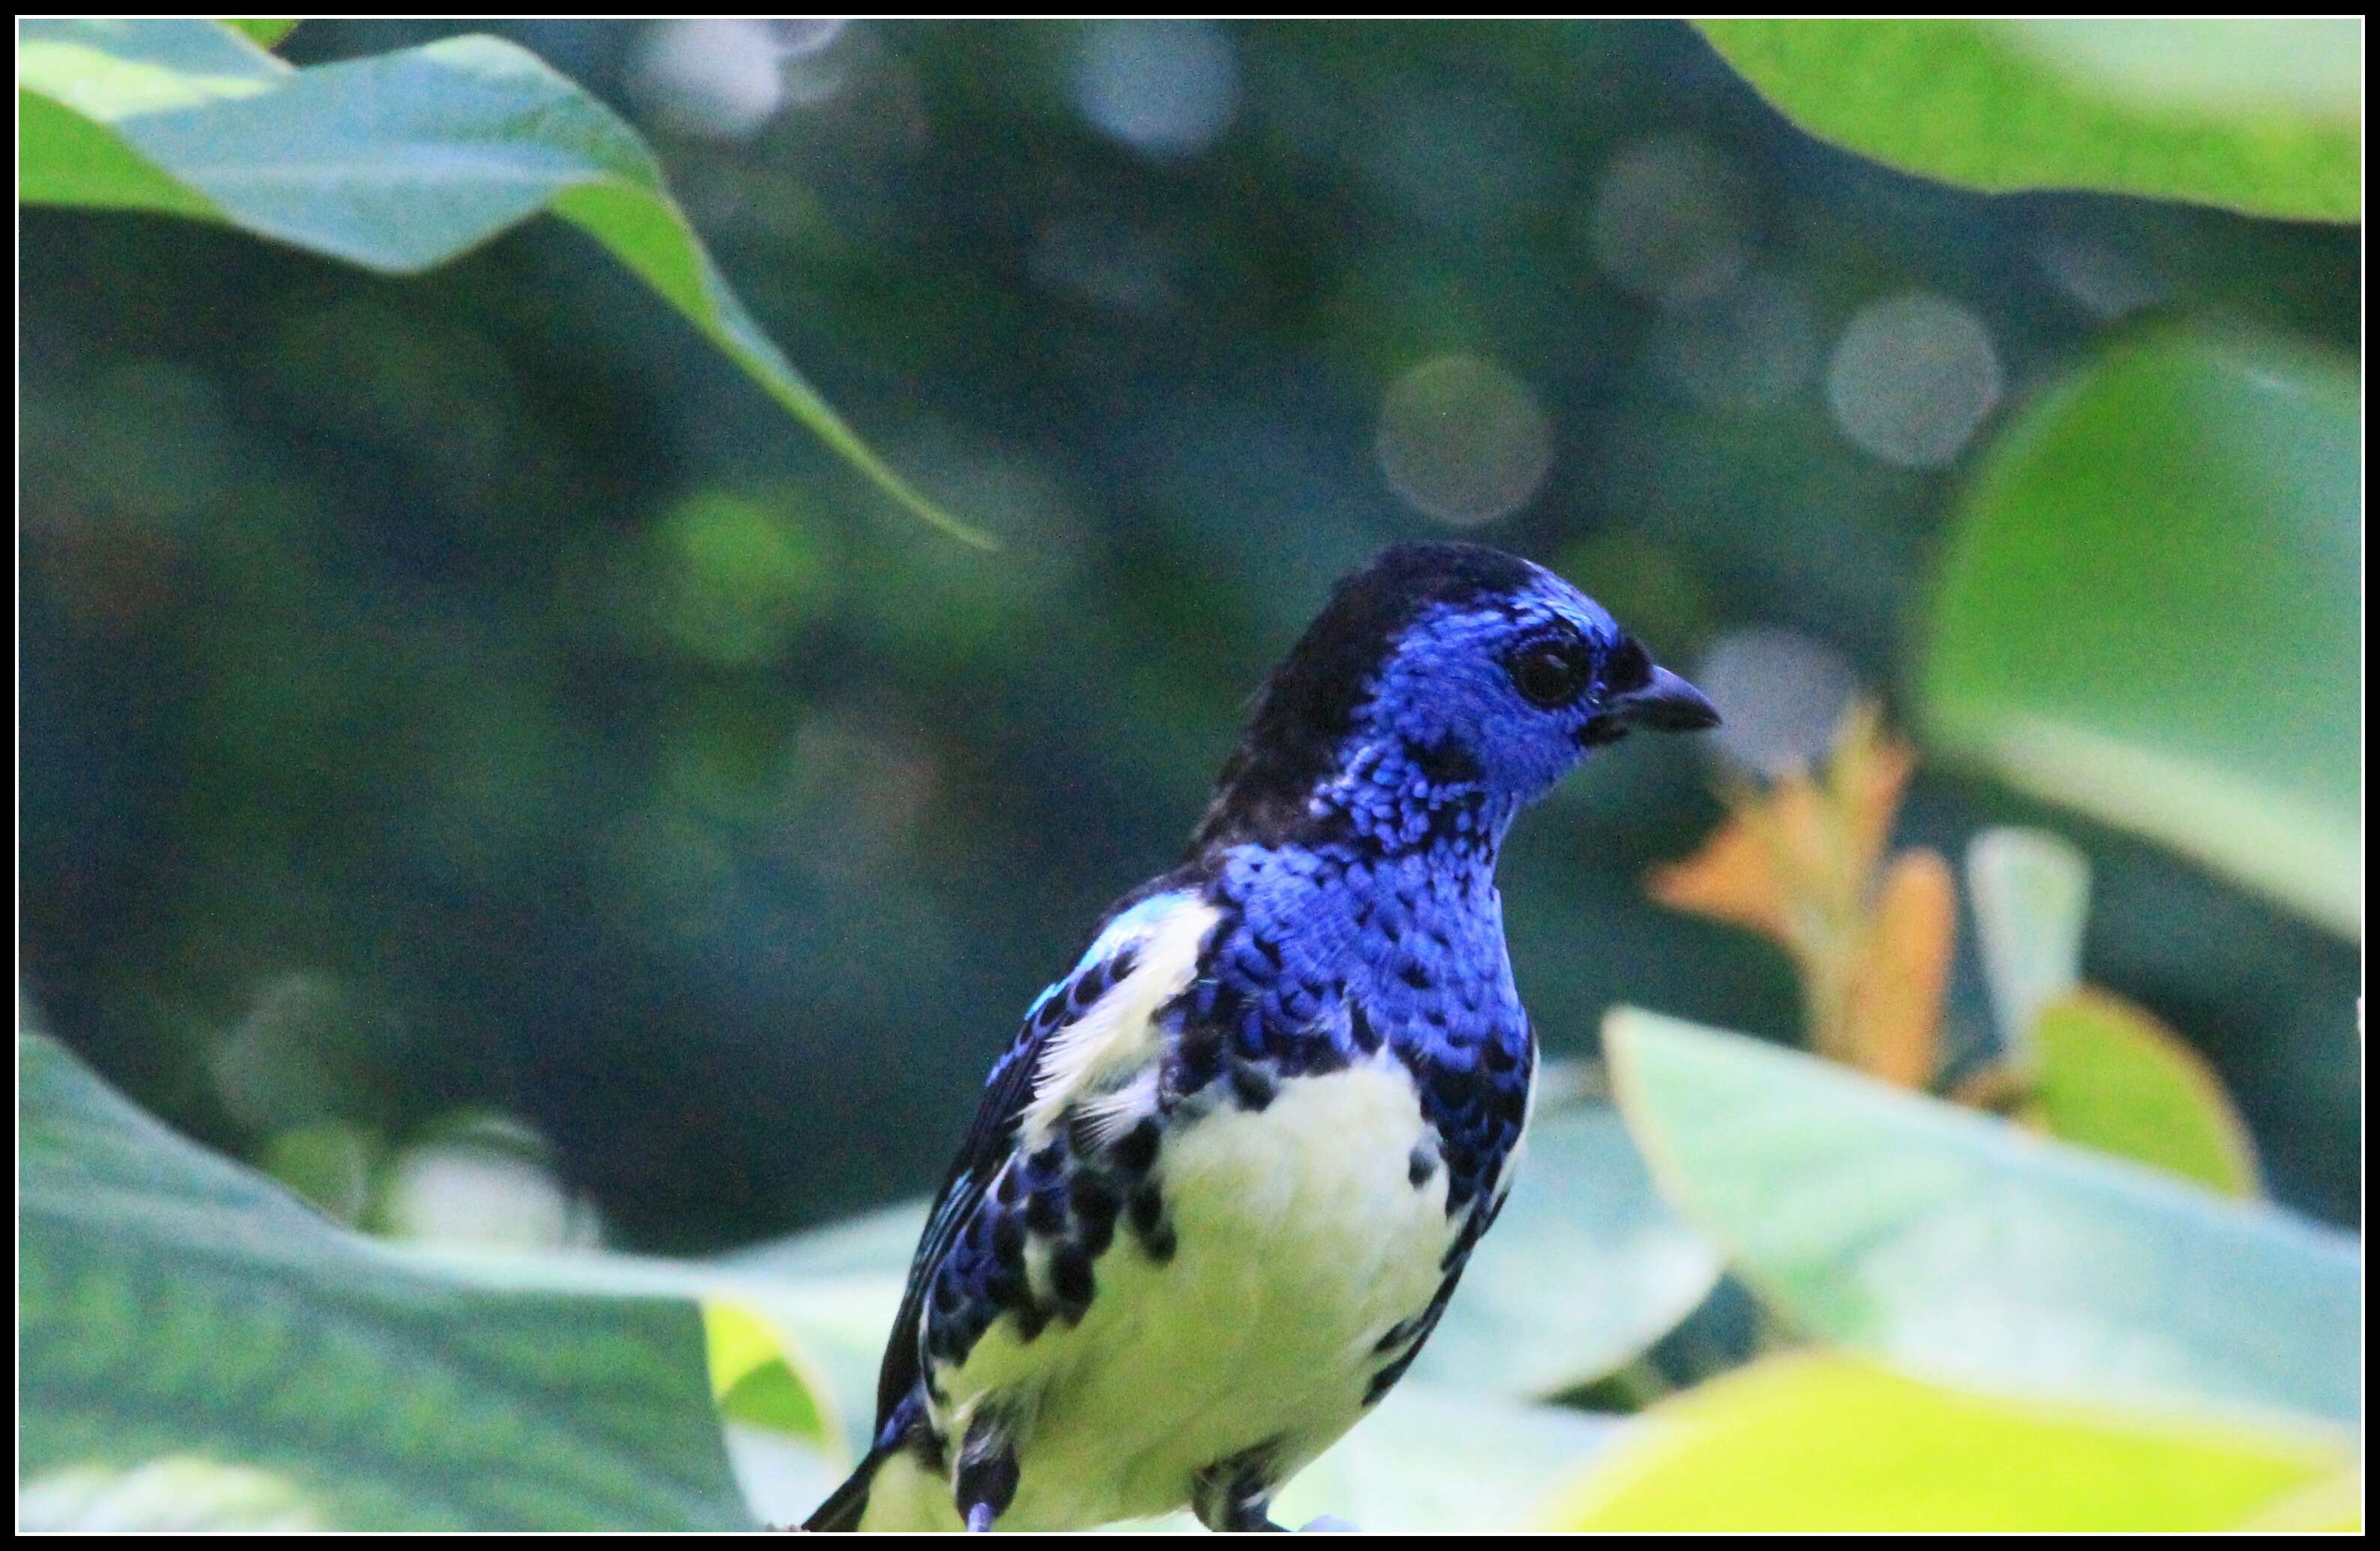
[[803, 541, 1717, 1532]]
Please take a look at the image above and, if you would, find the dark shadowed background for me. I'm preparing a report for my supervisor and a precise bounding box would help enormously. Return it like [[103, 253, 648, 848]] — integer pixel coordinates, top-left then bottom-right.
[[19, 18, 2360, 1253]]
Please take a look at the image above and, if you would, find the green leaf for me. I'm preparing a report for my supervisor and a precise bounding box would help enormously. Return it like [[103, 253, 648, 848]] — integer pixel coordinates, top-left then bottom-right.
[[711, 1201, 927, 1461], [703, 1301, 835, 1445], [1604, 1008, 2361, 1427], [1543, 1354, 2348, 1532], [18, 17, 985, 546], [1920, 330, 2360, 937], [2031, 992, 2261, 1198], [19, 1032, 759, 1531], [1695, 19, 2361, 222], [1964, 828, 2091, 1060], [221, 19, 299, 48]]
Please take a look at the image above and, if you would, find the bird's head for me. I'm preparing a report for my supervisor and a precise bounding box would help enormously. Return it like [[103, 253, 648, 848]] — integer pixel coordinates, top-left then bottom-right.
[[1194, 540, 1718, 853]]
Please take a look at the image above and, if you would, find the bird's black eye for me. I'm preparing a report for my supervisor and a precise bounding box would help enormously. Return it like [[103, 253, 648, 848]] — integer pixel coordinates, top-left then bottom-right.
[[1507, 637, 1591, 708]]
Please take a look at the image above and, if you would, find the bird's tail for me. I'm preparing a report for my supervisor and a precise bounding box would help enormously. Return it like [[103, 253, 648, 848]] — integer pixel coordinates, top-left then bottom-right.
[[801, 1450, 883, 1533]]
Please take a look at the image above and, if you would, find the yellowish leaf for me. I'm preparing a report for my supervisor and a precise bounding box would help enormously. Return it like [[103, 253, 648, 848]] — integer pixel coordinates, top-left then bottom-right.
[[2238, 1467, 2364, 1532], [1541, 1353, 2347, 1533]]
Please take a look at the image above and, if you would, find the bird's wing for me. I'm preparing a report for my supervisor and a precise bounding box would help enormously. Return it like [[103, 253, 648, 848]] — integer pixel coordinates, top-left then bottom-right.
[[870, 882, 1221, 1433]]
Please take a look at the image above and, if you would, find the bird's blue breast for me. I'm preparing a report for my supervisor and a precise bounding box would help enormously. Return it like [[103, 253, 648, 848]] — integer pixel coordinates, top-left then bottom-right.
[[1191, 838, 1533, 1216], [890, 840, 1533, 1529], [911, 833, 1531, 1390]]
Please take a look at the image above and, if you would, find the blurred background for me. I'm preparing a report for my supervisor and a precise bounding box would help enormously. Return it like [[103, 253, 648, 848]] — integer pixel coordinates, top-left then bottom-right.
[[18, 16, 2360, 1265]]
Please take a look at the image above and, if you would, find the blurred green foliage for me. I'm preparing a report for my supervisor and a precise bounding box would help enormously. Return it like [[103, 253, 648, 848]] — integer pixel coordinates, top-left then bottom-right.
[[21, 16, 2358, 1246], [19, 16, 972, 538], [2028, 991, 2262, 1198], [21, 993, 2358, 1530], [16, 16, 2364, 1535], [1698, 19, 2361, 221], [1923, 329, 2360, 934]]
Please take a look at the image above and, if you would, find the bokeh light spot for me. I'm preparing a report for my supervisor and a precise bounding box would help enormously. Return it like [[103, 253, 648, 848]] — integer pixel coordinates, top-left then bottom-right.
[[1693, 627, 1860, 777], [1825, 292, 2004, 469], [632, 491, 832, 669], [1072, 20, 1239, 158], [209, 972, 400, 1133], [381, 1114, 596, 1249], [1376, 355, 1555, 528], [1585, 133, 1752, 305], [630, 18, 796, 142]]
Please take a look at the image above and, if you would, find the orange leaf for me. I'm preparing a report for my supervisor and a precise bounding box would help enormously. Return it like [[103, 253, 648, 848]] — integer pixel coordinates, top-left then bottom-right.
[[1840, 849, 1956, 1087], [1646, 807, 1791, 945], [1827, 702, 1919, 893], [1750, 772, 1839, 915]]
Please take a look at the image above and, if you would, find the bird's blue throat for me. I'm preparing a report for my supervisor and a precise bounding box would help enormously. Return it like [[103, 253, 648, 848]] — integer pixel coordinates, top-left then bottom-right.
[[1186, 793, 1533, 1214], [1168, 603, 1551, 1219]]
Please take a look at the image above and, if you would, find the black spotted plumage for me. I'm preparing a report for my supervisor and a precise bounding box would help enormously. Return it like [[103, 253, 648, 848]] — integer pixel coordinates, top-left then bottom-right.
[[863, 877, 1189, 1432]]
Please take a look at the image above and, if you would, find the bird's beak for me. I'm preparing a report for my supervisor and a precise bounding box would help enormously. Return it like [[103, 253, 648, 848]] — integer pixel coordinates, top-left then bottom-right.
[[1611, 664, 1721, 732], [1575, 661, 1719, 749]]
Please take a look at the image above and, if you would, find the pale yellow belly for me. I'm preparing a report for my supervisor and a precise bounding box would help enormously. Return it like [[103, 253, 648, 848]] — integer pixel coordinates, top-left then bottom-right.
[[883, 1056, 1461, 1532]]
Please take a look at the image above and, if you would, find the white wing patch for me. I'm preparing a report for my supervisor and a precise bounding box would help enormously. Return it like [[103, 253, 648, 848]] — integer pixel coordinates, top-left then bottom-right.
[[1021, 895, 1219, 1141]]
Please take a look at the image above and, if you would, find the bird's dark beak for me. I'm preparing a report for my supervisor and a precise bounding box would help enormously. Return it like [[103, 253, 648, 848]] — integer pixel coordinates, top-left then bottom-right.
[[1579, 661, 1720, 747], [1612, 664, 1721, 732]]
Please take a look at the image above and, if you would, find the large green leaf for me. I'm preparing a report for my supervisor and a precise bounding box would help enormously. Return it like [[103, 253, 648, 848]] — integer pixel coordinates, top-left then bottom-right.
[[1605, 1009, 2362, 1427], [1696, 19, 2360, 221], [17, 17, 984, 546], [1544, 1354, 2349, 1532], [19, 1032, 759, 1532], [729, 1196, 931, 1283], [1921, 330, 2361, 937], [439, 1238, 899, 1472], [220, 19, 299, 49]]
